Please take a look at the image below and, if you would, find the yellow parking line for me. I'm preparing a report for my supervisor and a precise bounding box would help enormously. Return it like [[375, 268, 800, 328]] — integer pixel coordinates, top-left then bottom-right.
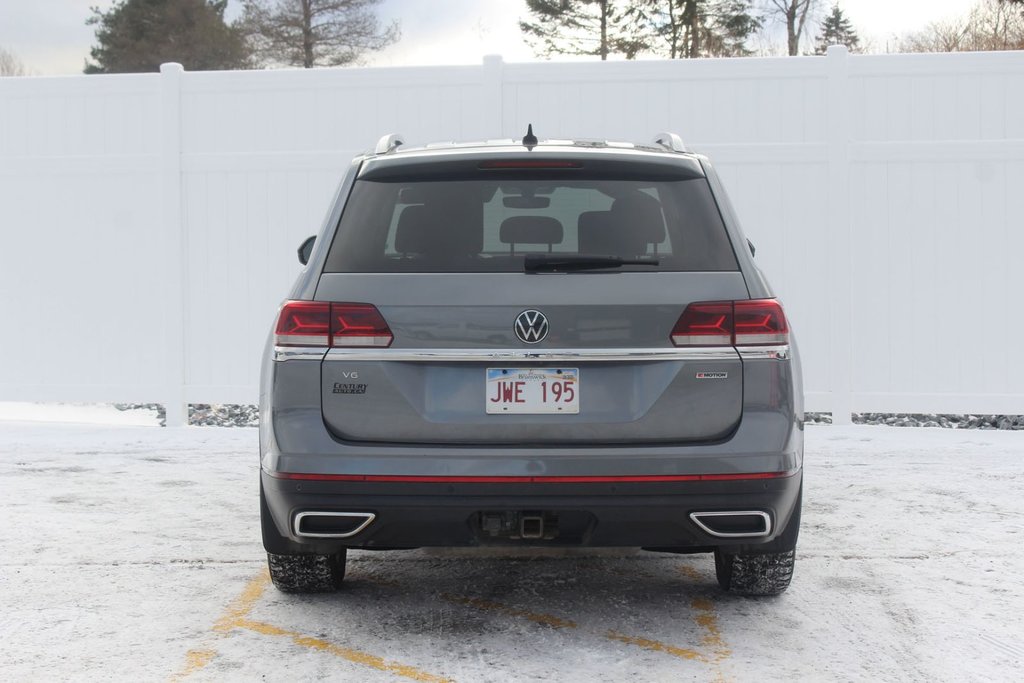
[[235, 619, 453, 683], [442, 589, 720, 667], [344, 565, 731, 678], [691, 597, 730, 660], [605, 630, 706, 662], [690, 596, 733, 682], [440, 594, 578, 629], [170, 571, 270, 681], [213, 571, 271, 632], [174, 569, 451, 682], [170, 648, 217, 681], [678, 564, 705, 582]]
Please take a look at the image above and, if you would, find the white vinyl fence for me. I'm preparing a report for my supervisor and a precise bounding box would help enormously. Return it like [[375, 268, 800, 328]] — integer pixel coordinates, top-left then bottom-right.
[[2, 46, 1023, 426]]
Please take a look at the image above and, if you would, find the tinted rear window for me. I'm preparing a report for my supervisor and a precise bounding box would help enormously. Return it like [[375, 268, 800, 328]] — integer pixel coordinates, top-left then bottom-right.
[[324, 175, 738, 273]]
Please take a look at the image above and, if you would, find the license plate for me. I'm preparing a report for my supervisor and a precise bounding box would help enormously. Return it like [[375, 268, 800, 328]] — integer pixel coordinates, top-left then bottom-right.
[[486, 368, 579, 414]]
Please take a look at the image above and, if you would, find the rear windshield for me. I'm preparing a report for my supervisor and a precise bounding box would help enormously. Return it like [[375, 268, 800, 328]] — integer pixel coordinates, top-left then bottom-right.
[[324, 175, 738, 273]]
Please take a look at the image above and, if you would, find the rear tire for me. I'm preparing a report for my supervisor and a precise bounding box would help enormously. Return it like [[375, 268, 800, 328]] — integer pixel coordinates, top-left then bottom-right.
[[261, 479, 347, 593], [713, 482, 801, 596], [267, 550, 347, 593], [714, 548, 795, 596]]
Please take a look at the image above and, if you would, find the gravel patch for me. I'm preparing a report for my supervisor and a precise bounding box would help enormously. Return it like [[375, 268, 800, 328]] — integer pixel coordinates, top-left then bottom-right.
[[807, 412, 1024, 430], [113, 403, 257, 428], [188, 404, 259, 428], [112, 404, 1024, 431]]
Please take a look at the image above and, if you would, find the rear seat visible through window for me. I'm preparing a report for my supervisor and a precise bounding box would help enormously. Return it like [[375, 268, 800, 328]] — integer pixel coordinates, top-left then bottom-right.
[[325, 175, 738, 273]]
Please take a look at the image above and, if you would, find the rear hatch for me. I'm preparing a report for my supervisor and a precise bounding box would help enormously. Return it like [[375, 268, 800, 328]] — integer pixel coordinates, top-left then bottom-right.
[[315, 150, 747, 445]]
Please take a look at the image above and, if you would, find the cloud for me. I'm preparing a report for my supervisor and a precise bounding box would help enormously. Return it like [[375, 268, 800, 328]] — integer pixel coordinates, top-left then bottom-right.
[[0, 0, 105, 74], [369, 0, 534, 66]]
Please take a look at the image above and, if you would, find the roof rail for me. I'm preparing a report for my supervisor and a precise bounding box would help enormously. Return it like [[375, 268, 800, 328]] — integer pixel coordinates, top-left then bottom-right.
[[374, 133, 405, 155], [652, 132, 687, 153]]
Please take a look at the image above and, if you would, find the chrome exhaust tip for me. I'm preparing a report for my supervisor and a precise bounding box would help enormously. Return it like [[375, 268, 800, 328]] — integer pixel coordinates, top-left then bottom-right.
[[293, 511, 376, 539], [689, 511, 771, 538]]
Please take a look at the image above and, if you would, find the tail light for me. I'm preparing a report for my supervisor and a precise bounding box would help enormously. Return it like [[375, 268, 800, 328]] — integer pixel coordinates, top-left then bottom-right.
[[274, 301, 393, 347], [670, 302, 733, 346], [329, 303, 393, 347], [274, 301, 330, 346], [671, 299, 788, 347], [733, 299, 788, 345]]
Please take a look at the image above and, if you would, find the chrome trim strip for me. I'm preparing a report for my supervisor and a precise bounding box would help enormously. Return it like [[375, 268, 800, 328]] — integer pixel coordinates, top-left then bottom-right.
[[736, 345, 790, 360], [322, 347, 740, 362], [273, 346, 328, 362], [689, 511, 772, 539], [279, 346, 790, 362], [293, 511, 376, 539]]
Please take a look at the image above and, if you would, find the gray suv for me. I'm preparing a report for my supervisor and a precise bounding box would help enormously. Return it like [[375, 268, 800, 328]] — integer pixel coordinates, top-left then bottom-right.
[[260, 129, 803, 596]]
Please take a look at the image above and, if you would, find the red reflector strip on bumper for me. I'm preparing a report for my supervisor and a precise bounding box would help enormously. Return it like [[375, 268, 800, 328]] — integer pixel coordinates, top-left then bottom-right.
[[269, 471, 796, 483]]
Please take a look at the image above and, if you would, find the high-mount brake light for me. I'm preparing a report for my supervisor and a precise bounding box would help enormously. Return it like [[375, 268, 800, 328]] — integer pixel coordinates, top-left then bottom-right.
[[478, 160, 582, 169], [671, 299, 789, 347], [274, 301, 393, 347]]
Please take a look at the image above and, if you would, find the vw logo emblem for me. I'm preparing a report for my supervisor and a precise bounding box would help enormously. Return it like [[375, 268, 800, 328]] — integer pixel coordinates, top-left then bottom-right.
[[515, 310, 549, 344]]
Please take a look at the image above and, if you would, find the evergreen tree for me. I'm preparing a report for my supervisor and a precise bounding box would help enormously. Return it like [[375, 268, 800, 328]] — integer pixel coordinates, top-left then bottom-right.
[[520, 0, 644, 61], [704, 0, 762, 57], [239, 0, 399, 69], [521, 0, 759, 59], [85, 0, 251, 73], [814, 3, 861, 54]]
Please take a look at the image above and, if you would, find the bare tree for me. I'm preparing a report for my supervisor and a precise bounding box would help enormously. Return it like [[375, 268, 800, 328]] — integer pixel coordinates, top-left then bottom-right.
[[898, 19, 969, 52], [899, 0, 1024, 52], [763, 0, 820, 55], [0, 46, 28, 76], [240, 0, 399, 68]]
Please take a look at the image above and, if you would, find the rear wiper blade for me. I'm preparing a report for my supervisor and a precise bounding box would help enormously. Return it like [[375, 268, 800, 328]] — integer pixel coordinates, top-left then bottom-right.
[[524, 254, 660, 273]]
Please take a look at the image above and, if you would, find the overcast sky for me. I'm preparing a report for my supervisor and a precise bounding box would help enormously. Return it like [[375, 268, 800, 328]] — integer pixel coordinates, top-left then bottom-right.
[[0, 0, 979, 76]]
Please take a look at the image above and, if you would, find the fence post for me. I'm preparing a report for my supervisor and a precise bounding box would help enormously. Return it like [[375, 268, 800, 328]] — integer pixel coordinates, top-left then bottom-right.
[[482, 54, 504, 137], [825, 45, 853, 425], [160, 62, 187, 427]]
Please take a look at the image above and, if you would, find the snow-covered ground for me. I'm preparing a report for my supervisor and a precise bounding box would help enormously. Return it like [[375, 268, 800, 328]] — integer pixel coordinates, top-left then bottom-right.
[[0, 402, 161, 427], [0, 419, 1022, 682]]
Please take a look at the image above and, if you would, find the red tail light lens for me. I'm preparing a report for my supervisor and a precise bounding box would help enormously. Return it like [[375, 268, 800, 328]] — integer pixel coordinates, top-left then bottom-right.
[[274, 301, 393, 347], [671, 302, 733, 346], [274, 301, 330, 346], [671, 299, 789, 347], [330, 303, 393, 347], [734, 299, 788, 345]]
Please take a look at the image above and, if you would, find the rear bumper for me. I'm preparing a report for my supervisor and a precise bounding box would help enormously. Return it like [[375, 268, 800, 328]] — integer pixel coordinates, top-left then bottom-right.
[[261, 468, 802, 550]]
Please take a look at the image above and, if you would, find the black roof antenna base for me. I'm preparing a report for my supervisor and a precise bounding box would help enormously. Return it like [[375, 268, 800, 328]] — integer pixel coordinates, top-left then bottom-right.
[[522, 123, 538, 149]]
